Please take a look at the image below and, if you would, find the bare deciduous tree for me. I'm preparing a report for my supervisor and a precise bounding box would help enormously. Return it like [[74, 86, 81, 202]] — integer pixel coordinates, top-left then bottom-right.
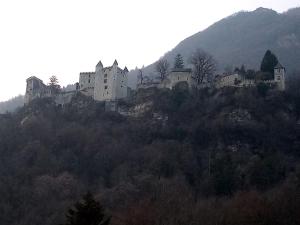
[[155, 59, 170, 81], [189, 49, 216, 85], [138, 69, 144, 85]]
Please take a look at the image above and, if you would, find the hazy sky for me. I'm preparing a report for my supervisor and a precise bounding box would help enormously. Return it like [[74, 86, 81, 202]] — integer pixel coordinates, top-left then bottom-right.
[[0, 0, 299, 101]]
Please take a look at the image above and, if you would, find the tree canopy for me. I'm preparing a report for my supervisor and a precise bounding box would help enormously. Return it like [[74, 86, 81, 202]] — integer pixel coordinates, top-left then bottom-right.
[[48, 75, 61, 94], [260, 50, 279, 75], [174, 54, 184, 69], [155, 59, 170, 81], [61, 192, 110, 225], [189, 49, 216, 84]]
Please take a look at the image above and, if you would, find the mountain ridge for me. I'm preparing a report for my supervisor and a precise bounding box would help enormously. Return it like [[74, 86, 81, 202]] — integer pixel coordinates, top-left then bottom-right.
[[132, 7, 300, 85]]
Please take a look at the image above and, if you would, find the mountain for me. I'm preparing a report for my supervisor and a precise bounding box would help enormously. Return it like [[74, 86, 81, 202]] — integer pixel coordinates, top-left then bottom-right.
[[133, 7, 300, 84], [0, 95, 24, 113]]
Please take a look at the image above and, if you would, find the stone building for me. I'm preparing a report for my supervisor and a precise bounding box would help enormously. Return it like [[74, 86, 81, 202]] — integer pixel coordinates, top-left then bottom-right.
[[160, 68, 194, 89], [94, 60, 128, 101], [274, 62, 286, 91], [215, 62, 286, 91], [25, 59, 129, 105], [25, 76, 52, 104], [79, 60, 129, 101], [79, 72, 95, 96]]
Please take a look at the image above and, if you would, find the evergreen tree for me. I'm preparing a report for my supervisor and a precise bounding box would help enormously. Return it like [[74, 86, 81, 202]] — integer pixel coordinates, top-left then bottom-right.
[[60, 192, 110, 225], [48, 75, 61, 94], [240, 64, 246, 76], [260, 50, 278, 75], [174, 54, 184, 69]]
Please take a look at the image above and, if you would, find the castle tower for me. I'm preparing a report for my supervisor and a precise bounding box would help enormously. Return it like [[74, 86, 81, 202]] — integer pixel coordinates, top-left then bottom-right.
[[93, 59, 128, 101], [25, 76, 48, 104], [274, 62, 286, 91], [94, 60, 105, 101]]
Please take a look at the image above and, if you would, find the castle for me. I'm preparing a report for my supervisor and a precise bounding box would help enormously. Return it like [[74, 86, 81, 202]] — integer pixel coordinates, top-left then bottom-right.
[[25, 60, 129, 105], [215, 62, 286, 90], [138, 62, 286, 91], [25, 58, 286, 105]]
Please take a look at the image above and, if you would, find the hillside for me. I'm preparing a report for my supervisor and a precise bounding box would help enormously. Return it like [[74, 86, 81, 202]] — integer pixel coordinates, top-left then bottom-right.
[[0, 83, 300, 225], [136, 7, 300, 83], [0, 95, 24, 114]]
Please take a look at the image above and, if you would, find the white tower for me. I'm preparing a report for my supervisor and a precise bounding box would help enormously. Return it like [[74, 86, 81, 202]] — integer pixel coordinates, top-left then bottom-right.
[[93, 60, 128, 101], [274, 62, 286, 91], [94, 60, 104, 101]]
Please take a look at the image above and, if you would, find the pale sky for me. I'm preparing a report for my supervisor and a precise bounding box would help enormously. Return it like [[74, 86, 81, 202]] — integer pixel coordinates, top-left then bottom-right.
[[0, 0, 299, 101]]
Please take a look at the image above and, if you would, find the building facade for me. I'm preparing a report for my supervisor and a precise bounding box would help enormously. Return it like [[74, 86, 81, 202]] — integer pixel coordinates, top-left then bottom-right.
[[79, 72, 96, 96], [25, 59, 129, 105], [215, 62, 286, 91], [25, 76, 52, 104], [274, 62, 286, 91], [160, 68, 195, 89], [79, 60, 128, 101]]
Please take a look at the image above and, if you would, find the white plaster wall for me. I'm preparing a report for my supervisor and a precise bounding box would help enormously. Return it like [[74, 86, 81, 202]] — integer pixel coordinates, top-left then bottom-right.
[[79, 72, 95, 96], [217, 74, 241, 88], [115, 70, 128, 99], [168, 71, 193, 89], [94, 66, 116, 101], [274, 68, 285, 91]]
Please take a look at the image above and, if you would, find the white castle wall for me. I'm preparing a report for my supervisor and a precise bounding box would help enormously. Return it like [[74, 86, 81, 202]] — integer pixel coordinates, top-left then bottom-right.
[[274, 66, 286, 91], [93, 60, 128, 101], [160, 69, 194, 89], [216, 74, 241, 88], [79, 72, 95, 96]]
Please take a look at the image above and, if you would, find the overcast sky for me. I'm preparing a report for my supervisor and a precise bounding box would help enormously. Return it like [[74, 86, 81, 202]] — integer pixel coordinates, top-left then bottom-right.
[[0, 0, 299, 101]]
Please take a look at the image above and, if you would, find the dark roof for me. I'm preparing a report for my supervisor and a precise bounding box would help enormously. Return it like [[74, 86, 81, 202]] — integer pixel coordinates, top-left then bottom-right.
[[96, 60, 103, 67], [113, 59, 118, 66], [274, 62, 285, 69], [124, 66, 129, 72], [26, 76, 44, 83]]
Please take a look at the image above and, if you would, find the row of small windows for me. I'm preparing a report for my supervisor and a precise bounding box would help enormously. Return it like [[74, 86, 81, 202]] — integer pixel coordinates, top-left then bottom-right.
[[177, 77, 189, 81]]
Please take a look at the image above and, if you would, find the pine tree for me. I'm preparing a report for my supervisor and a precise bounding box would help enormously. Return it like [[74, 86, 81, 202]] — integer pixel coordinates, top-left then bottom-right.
[[174, 54, 184, 69], [240, 65, 246, 76], [48, 75, 61, 94], [60, 192, 110, 225], [260, 50, 278, 75]]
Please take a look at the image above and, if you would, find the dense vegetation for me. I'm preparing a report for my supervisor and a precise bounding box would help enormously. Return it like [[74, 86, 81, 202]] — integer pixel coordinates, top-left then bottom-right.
[[1, 81, 300, 225]]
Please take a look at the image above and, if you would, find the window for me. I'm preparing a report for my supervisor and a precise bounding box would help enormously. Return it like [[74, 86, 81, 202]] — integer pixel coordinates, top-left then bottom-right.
[[88, 79, 90, 83], [104, 79, 107, 83], [104, 74, 108, 78], [105, 85, 108, 90], [277, 76, 281, 80]]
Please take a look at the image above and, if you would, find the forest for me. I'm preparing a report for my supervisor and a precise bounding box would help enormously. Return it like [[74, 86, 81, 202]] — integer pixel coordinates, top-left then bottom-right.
[[0, 79, 300, 225]]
